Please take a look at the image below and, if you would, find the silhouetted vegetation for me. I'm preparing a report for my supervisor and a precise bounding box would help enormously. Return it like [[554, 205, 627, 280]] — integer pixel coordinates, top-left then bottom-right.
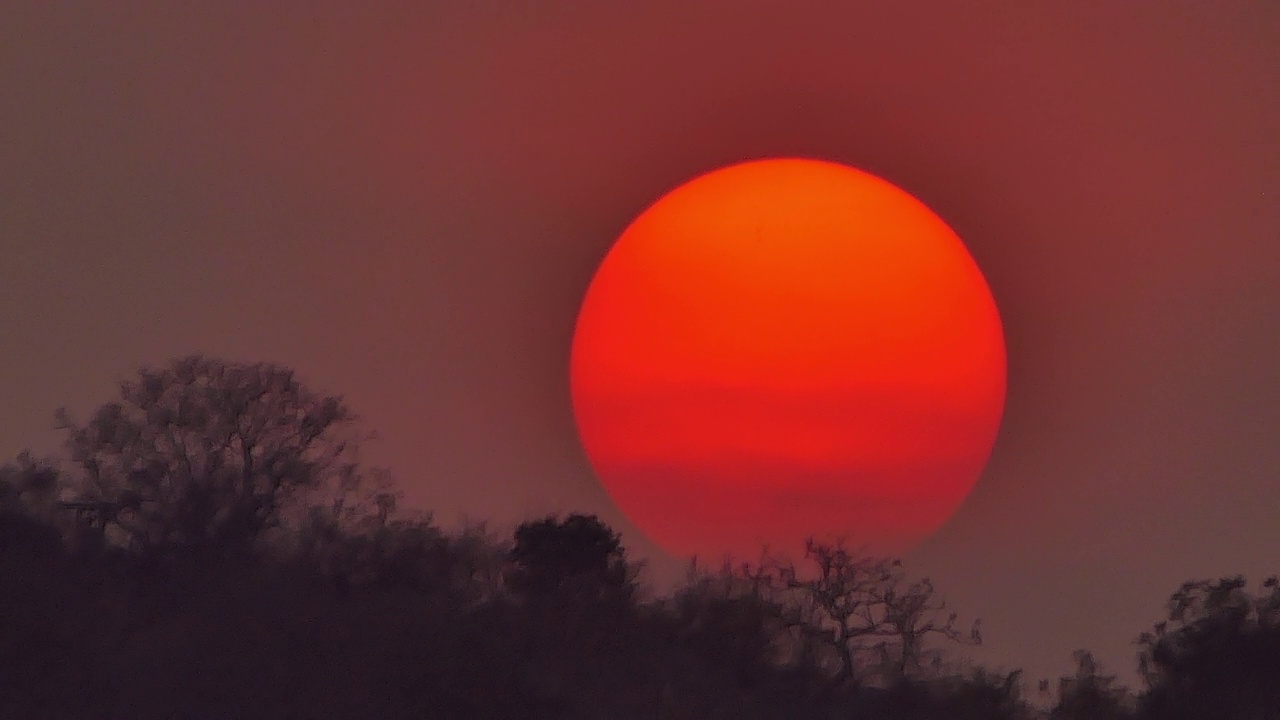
[[1, 355, 1275, 718], [1136, 576, 1280, 720]]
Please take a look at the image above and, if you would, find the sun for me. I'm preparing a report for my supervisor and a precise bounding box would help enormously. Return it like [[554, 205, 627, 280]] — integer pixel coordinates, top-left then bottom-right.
[[570, 157, 1006, 562]]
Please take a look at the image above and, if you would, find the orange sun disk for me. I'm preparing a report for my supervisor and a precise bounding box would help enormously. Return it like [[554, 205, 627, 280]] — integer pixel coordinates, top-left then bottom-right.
[[570, 158, 1006, 562]]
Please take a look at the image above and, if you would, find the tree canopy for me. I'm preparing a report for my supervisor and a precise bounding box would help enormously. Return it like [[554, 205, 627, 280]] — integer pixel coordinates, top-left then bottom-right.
[[0, 355, 1273, 719], [55, 355, 377, 560]]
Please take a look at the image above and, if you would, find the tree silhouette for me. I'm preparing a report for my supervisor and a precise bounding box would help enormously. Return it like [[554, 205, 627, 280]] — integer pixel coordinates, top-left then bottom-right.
[[750, 538, 979, 688], [909, 667, 1032, 720], [7, 353, 1280, 719], [1137, 575, 1280, 719], [55, 355, 376, 561], [0, 453, 76, 561], [506, 512, 636, 603], [652, 562, 787, 706], [1044, 650, 1135, 720], [0, 452, 61, 519]]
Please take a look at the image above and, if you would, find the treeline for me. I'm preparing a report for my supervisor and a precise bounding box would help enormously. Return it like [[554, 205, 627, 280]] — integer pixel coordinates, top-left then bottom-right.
[[1, 356, 1276, 719]]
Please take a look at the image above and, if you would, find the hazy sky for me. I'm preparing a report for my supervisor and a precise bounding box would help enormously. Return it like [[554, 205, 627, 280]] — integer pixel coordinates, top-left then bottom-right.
[[3, 1, 1277, 686]]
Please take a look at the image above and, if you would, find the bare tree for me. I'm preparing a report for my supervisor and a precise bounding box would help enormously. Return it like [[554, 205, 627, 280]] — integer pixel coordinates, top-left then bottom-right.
[[750, 537, 979, 687], [56, 355, 386, 560]]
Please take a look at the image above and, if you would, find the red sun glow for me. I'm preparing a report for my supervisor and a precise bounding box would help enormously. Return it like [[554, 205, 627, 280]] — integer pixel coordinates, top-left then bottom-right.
[[570, 158, 1006, 562]]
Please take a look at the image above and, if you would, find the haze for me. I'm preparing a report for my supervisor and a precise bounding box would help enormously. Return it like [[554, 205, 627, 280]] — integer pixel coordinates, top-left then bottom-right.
[[2, 1, 1277, 686]]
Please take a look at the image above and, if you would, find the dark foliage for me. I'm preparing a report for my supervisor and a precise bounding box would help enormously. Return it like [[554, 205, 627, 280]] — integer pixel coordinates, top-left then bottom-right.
[[507, 512, 636, 604], [0, 356, 1274, 718], [1046, 651, 1135, 720], [1136, 576, 1280, 720]]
